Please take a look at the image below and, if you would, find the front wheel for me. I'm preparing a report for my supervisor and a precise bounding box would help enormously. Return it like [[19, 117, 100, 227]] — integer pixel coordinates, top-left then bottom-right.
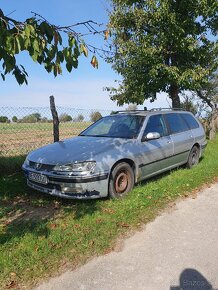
[[186, 145, 200, 169], [109, 162, 134, 199]]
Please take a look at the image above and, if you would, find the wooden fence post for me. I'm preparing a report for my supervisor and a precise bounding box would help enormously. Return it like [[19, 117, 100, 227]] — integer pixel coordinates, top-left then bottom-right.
[[50, 96, 59, 142]]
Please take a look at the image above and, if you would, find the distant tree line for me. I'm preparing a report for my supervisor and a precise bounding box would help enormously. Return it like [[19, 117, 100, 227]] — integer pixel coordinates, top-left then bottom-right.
[[0, 111, 103, 123]]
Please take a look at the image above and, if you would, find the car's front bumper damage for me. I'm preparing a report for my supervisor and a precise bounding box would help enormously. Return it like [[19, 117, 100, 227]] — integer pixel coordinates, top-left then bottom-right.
[[22, 165, 109, 199]]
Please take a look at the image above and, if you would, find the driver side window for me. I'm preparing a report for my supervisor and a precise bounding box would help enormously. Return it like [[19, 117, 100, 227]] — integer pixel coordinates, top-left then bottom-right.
[[143, 114, 167, 137]]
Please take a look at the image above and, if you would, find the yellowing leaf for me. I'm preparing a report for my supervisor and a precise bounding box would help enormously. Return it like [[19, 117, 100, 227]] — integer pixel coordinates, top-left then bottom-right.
[[91, 55, 98, 69], [104, 30, 110, 40], [80, 43, 88, 57]]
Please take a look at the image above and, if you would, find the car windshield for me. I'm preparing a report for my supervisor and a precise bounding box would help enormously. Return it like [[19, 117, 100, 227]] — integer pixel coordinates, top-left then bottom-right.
[[80, 114, 145, 139]]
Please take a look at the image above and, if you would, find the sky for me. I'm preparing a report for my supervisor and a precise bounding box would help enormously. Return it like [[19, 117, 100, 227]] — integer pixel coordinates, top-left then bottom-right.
[[0, 0, 169, 110]]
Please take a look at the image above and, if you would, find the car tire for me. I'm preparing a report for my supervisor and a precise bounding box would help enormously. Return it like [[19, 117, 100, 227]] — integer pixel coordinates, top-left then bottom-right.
[[109, 162, 134, 199], [186, 145, 200, 169]]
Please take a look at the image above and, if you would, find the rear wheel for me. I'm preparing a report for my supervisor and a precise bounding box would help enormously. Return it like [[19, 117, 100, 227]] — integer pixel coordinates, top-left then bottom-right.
[[109, 162, 134, 199], [186, 145, 200, 169]]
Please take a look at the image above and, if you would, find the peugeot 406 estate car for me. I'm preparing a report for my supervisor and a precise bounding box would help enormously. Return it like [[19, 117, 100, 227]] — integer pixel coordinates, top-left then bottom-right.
[[22, 109, 207, 199]]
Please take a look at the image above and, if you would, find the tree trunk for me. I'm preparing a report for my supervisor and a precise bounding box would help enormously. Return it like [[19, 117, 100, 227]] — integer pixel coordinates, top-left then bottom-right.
[[208, 108, 218, 140], [50, 95, 59, 142], [169, 84, 181, 108]]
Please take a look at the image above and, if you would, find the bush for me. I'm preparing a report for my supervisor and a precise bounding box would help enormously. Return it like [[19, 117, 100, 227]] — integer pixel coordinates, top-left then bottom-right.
[[20, 113, 41, 123], [73, 114, 85, 122], [59, 113, 72, 122], [90, 111, 102, 122], [12, 116, 18, 122], [40, 117, 49, 123], [77, 114, 84, 122], [0, 116, 9, 123]]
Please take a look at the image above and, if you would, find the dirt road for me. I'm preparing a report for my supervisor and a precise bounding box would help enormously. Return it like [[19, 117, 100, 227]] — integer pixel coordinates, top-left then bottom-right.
[[35, 183, 218, 290]]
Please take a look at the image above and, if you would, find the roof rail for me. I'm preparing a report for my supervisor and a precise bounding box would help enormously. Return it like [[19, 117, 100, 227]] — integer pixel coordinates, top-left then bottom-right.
[[112, 109, 148, 114], [111, 108, 185, 114], [149, 108, 185, 111]]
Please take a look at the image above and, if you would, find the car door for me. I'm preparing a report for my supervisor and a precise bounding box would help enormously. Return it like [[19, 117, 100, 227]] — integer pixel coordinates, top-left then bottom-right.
[[138, 114, 174, 179], [164, 113, 194, 166]]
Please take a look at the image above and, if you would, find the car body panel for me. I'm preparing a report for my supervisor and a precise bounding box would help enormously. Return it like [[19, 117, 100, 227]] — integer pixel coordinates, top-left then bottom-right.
[[22, 110, 207, 199]]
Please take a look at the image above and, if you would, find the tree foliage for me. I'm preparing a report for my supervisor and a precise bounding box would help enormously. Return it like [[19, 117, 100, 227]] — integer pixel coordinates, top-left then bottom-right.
[[180, 95, 198, 115], [12, 115, 18, 122], [0, 116, 9, 123], [90, 111, 102, 122], [20, 112, 41, 123], [108, 0, 218, 108], [0, 9, 103, 84], [73, 114, 85, 122], [196, 73, 218, 139], [59, 113, 72, 122]]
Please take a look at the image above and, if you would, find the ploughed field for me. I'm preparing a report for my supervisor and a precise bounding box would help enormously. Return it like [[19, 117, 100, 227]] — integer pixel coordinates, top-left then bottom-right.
[[0, 122, 91, 156]]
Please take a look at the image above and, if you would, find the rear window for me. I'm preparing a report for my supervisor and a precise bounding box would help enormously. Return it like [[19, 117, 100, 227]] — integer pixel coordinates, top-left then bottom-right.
[[181, 113, 199, 129], [164, 113, 189, 134]]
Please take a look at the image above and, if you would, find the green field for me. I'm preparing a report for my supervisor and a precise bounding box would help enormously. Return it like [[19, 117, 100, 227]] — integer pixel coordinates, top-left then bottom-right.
[[0, 122, 91, 156], [0, 135, 218, 289]]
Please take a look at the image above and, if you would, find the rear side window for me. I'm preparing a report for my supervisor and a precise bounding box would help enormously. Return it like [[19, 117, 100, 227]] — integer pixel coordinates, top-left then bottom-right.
[[181, 113, 199, 129], [164, 113, 189, 134]]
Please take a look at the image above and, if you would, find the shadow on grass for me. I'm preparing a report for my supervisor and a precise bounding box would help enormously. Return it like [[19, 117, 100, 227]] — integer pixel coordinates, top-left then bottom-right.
[[137, 156, 205, 187], [0, 155, 205, 245], [0, 154, 26, 176], [0, 173, 101, 245]]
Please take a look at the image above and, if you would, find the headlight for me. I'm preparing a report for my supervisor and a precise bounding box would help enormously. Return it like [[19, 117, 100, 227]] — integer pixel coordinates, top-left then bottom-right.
[[24, 157, 30, 166], [53, 161, 96, 175]]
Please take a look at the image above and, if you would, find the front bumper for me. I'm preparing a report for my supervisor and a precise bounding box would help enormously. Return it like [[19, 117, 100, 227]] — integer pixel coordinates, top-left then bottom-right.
[[22, 165, 109, 199]]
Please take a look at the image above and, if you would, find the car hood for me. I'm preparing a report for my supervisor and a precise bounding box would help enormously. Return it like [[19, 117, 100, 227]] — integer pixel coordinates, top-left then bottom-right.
[[27, 136, 131, 165]]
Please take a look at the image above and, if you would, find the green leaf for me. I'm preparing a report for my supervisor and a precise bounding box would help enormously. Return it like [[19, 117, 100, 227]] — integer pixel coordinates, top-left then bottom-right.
[[32, 39, 40, 53], [4, 55, 16, 73], [47, 45, 57, 60], [1, 73, 5, 81], [72, 58, 78, 68], [66, 61, 73, 72], [44, 63, 53, 73], [68, 36, 75, 47], [24, 24, 31, 38], [14, 37, 21, 54], [57, 51, 64, 63], [74, 45, 80, 58], [40, 22, 53, 43], [24, 38, 31, 49], [63, 47, 71, 62], [31, 51, 39, 62], [20, 65, 28, 77]]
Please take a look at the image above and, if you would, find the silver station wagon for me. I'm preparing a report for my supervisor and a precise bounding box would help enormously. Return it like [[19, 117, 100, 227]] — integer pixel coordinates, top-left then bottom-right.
[[22, 109, 207, 199]]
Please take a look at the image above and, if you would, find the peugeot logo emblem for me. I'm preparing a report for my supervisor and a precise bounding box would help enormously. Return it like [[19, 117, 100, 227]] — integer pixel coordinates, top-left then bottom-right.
[[34, 163, 42, 170]]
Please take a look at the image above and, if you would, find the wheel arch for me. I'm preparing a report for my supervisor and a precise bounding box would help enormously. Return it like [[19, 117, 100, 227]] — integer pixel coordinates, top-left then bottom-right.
[[192, 143, 200, 149], [109, 158, 136, 183]]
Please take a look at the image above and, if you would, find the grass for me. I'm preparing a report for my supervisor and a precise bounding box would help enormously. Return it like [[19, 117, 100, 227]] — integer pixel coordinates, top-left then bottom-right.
[[0, 122, 91, 132], [0, 155, 26, 176], [0, 135, 218, 289], [0, 122, 90, 156]]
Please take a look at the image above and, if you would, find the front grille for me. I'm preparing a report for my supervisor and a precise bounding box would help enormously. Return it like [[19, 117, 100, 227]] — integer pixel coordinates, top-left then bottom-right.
[[29, 161, 54, 171]]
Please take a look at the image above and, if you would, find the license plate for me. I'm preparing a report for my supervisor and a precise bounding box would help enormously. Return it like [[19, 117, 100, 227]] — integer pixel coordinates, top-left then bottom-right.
[[28, 172, 48, 184]]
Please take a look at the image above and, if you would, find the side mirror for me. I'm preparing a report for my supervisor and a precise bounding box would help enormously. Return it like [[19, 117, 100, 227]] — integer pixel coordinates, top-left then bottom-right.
[[142, 132, 161, 142]]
